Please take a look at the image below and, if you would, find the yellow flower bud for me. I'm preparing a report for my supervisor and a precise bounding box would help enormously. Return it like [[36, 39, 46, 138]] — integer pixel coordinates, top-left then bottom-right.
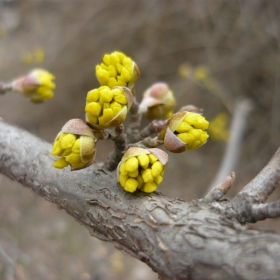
[[96, 51, 140, 93], [158, 111, 209, 153], [117, 147, 168, 193], [12, 68, 55, 103], [139, 82, 176, 120], [85, 86, 134, 129], [51, 119, 96, 170]]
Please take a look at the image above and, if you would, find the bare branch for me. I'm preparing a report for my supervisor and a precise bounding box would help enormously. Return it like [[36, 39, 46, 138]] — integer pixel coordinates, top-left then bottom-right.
[[127, 100, 143, 143], [103, 124, 127, 171], [2, 118, 280, 279], [0, 82, 12, 95]]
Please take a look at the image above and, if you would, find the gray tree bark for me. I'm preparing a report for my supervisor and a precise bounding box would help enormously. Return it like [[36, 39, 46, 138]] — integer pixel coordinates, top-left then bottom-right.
[[1, 117, 280, 280]]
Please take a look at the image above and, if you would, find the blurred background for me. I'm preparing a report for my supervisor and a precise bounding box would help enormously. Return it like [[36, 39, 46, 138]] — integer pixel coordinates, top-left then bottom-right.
[[1, 0, 280, 279]]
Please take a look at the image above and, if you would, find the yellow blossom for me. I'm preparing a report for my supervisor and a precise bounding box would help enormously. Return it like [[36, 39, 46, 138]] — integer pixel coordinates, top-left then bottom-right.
[[117, 147, 168, 193], [12, 68, 55, 103], [85, 86, 133, 129], [96, 51, 140, 92], [51, 119, 96, 170]]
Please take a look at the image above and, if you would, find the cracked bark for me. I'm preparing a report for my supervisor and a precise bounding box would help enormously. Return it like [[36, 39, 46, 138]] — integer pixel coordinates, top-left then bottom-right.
[[1, 118, 280, 280]]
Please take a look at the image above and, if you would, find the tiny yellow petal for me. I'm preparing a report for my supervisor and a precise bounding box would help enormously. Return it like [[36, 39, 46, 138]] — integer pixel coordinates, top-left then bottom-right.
[[120, 163, 128, 175], [125, 157, 139, 172], [110, 53, 120, 65], [60, 134, 77, 149], [58, 132, 67, 141], [137, 154, 149, 169], [87, 113, 98, 124], [85, 102, 102, 116], [103, 102, 110, 110], [120, 67, 131, 83], [124, 178, 138, 193], [66, 152, 82, 166], [62, 148, 72, 156], [100, 88, 113, 103], [148, 154, 158, 164], [103, 54, 111, 65], [151, 161, 163, 177], [96, 69, 110, 85], [154, 175, 163, 185], [114, 93, 127, 105], [108, 65, 117, 77], [119, 174, 128, 187], [108, 77, 118, 88], [176, 122, 192, 133], [128, 169, 139, 178], [141, 182, 158, 193], [53, 158, 69, 169], [116, 63, 123, 74], [87, 89, 100, 102], [177, 133, 195, 144], [72, 138, 81, 154], [98, 108, 114, 126], [136, 175, 144, 189], [51, 140, 63, 156], [142, 168, 154, 183], [112, 105, 122, 116]]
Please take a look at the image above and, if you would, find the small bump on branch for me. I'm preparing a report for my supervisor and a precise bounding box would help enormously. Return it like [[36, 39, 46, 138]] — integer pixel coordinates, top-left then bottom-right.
[[251, 201, 280, 221], [205, 172, 235, 201]]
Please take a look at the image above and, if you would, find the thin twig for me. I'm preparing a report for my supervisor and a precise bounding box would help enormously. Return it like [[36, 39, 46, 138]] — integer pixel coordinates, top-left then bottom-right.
[[103, 124, 127, 171], [129, 119, 168, 143], [0, 82, 12, 95], [127, 100, 143, 143]]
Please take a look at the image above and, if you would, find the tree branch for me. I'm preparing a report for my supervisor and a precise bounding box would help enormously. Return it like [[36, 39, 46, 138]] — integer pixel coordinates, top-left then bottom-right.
[[1, 118, 280, 279]]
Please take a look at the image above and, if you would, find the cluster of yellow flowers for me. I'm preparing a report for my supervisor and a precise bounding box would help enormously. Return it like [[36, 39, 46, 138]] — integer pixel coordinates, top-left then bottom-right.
[[96, 51, 139, 90], [51, 119, 96, 170], [159, 111, 209, 153], [85, 86, 133, 129], [174, 112, 209, 149], [48, 50, 211, 195], [118, 148, 167, 193], [12, 68, 55, 103]]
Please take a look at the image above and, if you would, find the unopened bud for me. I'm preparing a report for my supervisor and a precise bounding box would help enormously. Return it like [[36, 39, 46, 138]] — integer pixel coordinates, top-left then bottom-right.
[[117, 147, 168, 193], [139, 82, 176, 120], [12, 68, 55, 103], [51, 119, 96, 170]]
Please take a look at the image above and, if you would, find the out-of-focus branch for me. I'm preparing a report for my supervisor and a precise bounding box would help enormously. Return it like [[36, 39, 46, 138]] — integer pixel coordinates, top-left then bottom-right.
[[207, 99, 253, 193], [0, 82, 12, 95]]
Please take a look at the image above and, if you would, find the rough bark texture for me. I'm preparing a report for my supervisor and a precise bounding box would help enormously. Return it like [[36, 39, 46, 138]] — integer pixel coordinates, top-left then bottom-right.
[[1, 118, 280, 280]]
